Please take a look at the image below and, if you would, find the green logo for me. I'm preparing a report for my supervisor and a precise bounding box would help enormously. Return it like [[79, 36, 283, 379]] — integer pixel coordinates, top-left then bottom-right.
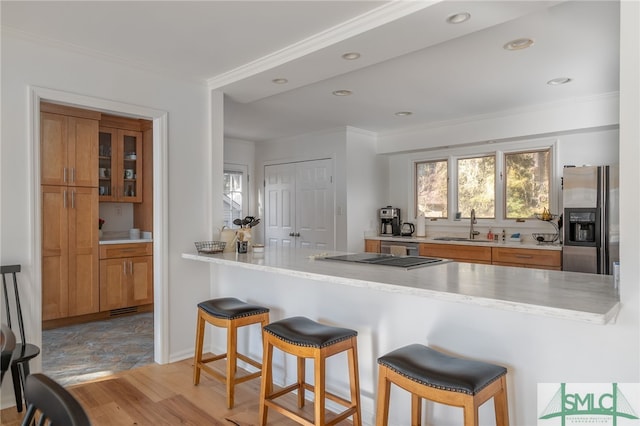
[[539, 383, 639, 425]]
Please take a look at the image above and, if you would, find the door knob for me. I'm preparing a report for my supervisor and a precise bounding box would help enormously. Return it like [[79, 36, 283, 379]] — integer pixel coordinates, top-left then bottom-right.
[[295, 232, 301, 237], [289, 232, 295, 237]]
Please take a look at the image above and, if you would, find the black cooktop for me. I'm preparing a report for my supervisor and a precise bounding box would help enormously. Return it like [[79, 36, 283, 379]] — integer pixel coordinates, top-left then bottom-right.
[[321, 253, 446, 269]]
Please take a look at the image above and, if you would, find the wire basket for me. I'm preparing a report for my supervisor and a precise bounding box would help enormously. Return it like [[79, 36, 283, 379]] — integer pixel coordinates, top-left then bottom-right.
[[194, 241, 226, 254], [532, 233, 559, 244]]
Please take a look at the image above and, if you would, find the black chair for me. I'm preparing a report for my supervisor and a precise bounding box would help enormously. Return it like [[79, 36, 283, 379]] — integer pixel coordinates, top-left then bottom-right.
[[1, 324, 16, 382], [21, 373, 91, 426], [2, 265, 41, 412]]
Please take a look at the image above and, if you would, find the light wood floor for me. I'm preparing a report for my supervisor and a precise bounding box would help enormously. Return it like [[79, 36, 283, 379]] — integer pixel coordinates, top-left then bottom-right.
[[0, 357, 354, 426]]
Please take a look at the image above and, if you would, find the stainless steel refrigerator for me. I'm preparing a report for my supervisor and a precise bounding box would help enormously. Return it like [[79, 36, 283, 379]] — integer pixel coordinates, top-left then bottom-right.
[[562, 165, 619, 274]]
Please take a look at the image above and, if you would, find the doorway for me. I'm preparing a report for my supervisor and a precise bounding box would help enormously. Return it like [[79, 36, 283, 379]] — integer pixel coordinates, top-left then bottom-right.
[[264, 159, 335, 250], [31, 86, 169, 375]]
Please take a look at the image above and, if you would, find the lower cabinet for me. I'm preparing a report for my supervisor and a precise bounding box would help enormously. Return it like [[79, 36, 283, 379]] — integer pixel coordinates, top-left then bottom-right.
[[419, 243, 492, 264], [364, 239, 381, 253], [492, 247, 562, 270], [99, 243, 153, 311]]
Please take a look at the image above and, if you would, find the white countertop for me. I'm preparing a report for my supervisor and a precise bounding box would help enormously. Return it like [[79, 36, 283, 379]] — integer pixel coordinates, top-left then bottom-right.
[[367, 235, 562, 250], [182, 248, 619, 324]]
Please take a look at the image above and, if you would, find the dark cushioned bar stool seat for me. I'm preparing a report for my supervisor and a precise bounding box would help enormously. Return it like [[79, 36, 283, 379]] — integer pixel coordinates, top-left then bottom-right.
[[259, 316, 362, 426], [376, 344, 509, 426], [193, 297, 270, 409]]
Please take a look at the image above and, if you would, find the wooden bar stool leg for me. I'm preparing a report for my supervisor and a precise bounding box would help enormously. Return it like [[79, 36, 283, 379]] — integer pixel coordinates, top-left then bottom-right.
[[314, 353, 326, 426], [348, 339, 362, 426], [375, 366, 391, 426], [193, 311, 205, 385], [411, 394, 422, 426], [226, 322, 238, 409], [494, 376, 510, 426], [463, 401, 479, 426], [259, 337, 273, 426], [297, 356, 305, 408]]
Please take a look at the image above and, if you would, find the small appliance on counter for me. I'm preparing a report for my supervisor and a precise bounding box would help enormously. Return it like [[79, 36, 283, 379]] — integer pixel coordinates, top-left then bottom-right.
[[379, 206, 401, 236], [400, 222, 415, 237]]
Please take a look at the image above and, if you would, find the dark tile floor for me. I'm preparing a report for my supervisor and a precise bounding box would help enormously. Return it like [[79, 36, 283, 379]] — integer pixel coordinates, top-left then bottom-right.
[[42, 312, 154, 386]]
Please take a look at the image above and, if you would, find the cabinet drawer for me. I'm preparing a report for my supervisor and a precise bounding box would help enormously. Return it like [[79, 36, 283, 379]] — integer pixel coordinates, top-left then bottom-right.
[[100, 242, 152, 259], [419, 243, 492, 263], [492, 247, 561, 268]]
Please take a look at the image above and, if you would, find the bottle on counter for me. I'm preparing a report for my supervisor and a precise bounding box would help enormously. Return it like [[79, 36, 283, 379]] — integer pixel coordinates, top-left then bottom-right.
[[487, 228, 494, 240]]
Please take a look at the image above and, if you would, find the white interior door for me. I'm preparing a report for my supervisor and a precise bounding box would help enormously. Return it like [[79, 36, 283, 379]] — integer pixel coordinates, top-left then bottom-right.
[[265, 159, 334, 250]]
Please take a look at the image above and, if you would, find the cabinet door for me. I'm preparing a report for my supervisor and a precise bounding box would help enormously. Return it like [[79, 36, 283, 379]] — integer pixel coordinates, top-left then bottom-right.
[[69, 117, 99, 187], [119, 129, 143, 203], [100, 258, 128, 311], [41, 186, 69, 320], [41, 113, 98, 187], [130, 256, 153, 306], [68, 187, 99, 316], [364, 239, 381, 253], [41, 113, 68, 186], [98, 128, 117, 201]]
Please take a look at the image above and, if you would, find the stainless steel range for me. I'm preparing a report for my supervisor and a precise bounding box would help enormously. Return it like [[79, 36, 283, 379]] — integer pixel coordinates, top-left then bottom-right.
[[321, 253, 447, 269]]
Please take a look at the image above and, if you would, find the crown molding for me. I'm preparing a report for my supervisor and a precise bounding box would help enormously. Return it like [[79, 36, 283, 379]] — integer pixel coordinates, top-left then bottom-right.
[[206, 1, 436, 89]]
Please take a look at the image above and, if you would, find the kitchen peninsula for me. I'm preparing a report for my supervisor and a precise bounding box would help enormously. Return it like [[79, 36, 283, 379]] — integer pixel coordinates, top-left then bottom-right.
[[182, 247, 630, 425]]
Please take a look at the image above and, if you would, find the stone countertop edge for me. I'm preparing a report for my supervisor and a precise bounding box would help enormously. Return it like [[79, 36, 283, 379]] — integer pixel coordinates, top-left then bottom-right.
[[182, 249, 619, 325], [368, 236, 562, 250]]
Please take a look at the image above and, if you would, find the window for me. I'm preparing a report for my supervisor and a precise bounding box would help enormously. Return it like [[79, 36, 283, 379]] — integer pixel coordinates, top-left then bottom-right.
[[413, 145, 552, 221], [457, 155, 495, 218], [223, 169, 245, 228], [504, 150, 550, 219], [416, 160, 448, 218]]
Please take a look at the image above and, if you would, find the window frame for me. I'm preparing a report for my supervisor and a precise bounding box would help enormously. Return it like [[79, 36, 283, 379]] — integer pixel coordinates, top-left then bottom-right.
[[411, 139, 557, 224], [415, 158, 449, 219]]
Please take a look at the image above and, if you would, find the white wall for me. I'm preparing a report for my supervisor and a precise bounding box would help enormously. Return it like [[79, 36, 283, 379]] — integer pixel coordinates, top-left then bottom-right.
[[0, 32, 217, 406], [345, 128, 386, 251]]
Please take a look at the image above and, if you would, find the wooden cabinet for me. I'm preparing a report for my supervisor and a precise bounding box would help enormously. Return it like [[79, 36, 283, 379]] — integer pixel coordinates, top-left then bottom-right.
[[98, 127, 143, 203], [99, 243, 153, 311], [492, 247, 562, 270], [364, 239, 381, 253], [419, 243, 492, 264], [41, 186, 99, 320], [41, 109, 99, 188]]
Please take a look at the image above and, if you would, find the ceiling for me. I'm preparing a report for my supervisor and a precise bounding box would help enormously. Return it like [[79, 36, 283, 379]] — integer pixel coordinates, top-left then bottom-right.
[[2, 1, 620, 144]]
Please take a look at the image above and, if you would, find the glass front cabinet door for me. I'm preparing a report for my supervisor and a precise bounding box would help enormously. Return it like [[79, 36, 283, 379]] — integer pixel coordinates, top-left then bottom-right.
[[99, 127, 142, 203]]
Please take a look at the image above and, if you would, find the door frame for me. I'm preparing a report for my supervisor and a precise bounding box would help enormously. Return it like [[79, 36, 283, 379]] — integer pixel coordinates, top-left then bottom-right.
[[29, 86, 170, 364]]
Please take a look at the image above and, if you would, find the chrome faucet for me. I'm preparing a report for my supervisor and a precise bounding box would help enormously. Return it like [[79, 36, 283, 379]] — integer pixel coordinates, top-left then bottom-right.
[[469, 209, 480, 239]]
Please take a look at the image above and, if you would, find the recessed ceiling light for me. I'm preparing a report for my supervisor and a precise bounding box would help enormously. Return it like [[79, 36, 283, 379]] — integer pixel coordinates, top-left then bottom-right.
[[547, 77, 572, 85], [503, 38, 534, 51], [332, 90, 353, 96], [272, 78, 288, 84], [446, 12, 471, 24], [395, 111, 413, 117], [342, 52, 361, 60]]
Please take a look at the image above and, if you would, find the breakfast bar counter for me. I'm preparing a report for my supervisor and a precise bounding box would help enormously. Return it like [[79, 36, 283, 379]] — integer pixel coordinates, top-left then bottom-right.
[[182, 247, 636, 425], [182, 248, 618, 324]]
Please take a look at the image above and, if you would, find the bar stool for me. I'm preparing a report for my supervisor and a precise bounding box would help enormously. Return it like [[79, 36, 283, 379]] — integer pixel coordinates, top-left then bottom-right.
[[259, 316, 362, 426], [376, 344, 509, 426], [193, 297, 270, 409]]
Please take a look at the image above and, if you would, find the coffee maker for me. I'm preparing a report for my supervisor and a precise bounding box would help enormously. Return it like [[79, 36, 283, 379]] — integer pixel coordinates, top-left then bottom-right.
[[379, 206, 401, 236]]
